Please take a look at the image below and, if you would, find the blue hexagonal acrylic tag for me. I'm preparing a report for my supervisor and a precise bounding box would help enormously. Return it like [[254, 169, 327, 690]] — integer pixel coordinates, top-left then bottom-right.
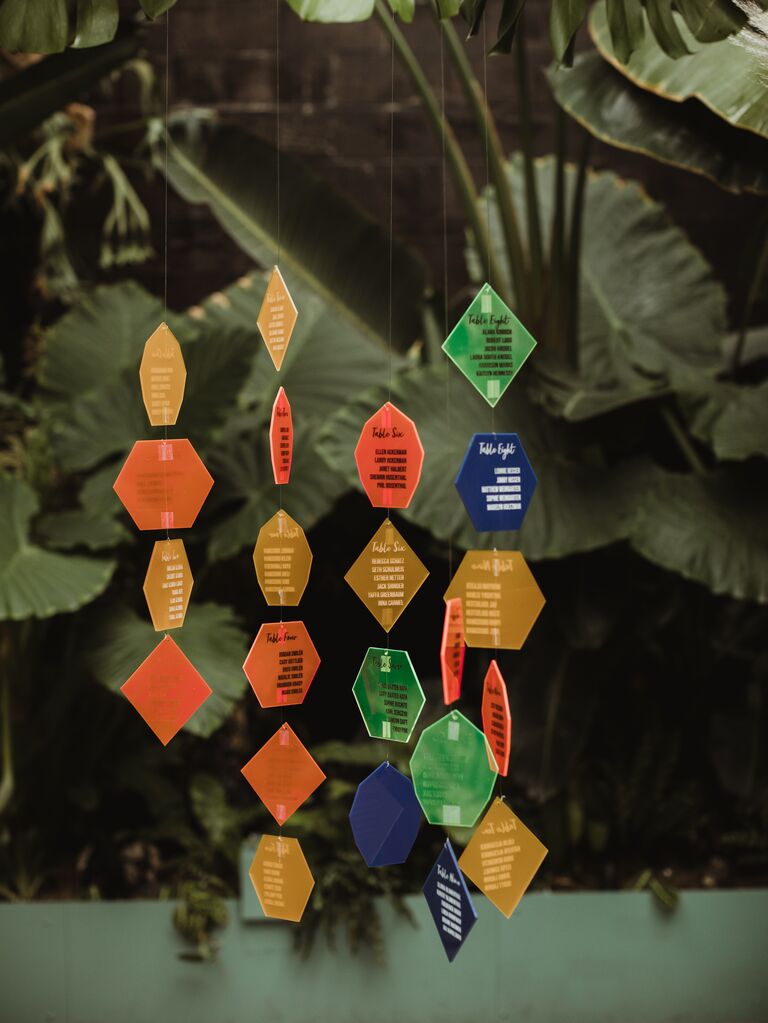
[[455, 432, 537, 533], [423, 839, 477, 963], [349, 762, 423, 867]]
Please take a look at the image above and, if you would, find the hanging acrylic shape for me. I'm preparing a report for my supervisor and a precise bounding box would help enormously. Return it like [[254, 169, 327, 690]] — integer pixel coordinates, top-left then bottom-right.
[[120, 635, 211, 745], [482, 660, 511, 776], [344, 518, 428, 630], [248, 835, 314, 923], [269, 386, 293, 485], [113, 439, 214, 531], [139, 322, 187, 427], [143, 538, 193, 632], [253, 510, 312, 606], [442, 283, 537, 407], [349, 762, 422, 867], [354, 401, 424, 509], [410, 709, 497, 828], [444, 550, 544, 649], [241, 723, 325, 825], [423, 839, 478, 963], [458, 797, 547, 918], [454, 432, 537, 532], [243, 621, 320, 708], [440, 598, 465, 705], [257, 266, 298, 371], [352, 647, 425, 743]]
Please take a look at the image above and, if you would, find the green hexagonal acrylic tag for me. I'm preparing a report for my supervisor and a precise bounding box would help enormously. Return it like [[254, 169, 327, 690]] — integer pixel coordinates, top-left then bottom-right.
[[442, 283, 537, 407], [410, 709, 498, 827], [353, 647, 425, 743]]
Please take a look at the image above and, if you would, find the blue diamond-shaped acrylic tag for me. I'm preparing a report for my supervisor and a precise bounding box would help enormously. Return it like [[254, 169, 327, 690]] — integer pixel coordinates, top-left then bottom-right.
[[455, 432, 537, 532], [423, 839, 478, 963], [349, 762, 423, 867]]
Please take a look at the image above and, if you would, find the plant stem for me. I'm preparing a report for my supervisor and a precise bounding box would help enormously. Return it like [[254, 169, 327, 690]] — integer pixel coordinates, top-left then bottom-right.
[[550, 105, 567, 355], [0, 629, 13, 818], [437, 12, 528, 314], [374, 0, 505, 297], [660, 405, 707, 475], [514, 10, 543, 314], [567, 129, 591, 371], [731, 207, 768, 373]]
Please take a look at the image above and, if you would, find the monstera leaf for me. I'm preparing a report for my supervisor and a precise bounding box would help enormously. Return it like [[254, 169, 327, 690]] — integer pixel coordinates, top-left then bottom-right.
[[283, 0, 414, 21], [686, 379, 768, 462], [88, 602, 249, 738], [0, 0, 175, 52], [0, 475, 115, 620], [548, 52, 768, 194]]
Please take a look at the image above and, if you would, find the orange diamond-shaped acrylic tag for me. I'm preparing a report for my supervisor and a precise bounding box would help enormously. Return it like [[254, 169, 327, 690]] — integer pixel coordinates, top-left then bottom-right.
[[269, 387, 293, 485], [257, 266, 298, 371], [444, 550, 544, 649], [253, 510, 312, 606], [120, 635, 211, 745], [458, 797, 547, 918], [243, 621, 320, 708], [482, 660, 511, 776], [143, 538, 193, 632], [241, 723, 325, 825], [113, 439, 214, 531], [440, 598, 465, 705], [344, 518, 428, 631], [139, 322, 187, 427], [248, 835, 315, 923]]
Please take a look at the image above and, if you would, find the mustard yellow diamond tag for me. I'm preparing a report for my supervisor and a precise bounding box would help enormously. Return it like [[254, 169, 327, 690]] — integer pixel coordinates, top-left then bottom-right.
[[345, 518, 428, 631]]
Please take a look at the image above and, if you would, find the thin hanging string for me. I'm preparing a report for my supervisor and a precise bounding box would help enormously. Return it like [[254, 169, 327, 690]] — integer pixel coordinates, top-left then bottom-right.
[[162, 9, 171, 544], [440, 23, 454, 584], [481, 17, 496, 439], [275, 0, 281, 267], [387, 6, 395, 403]]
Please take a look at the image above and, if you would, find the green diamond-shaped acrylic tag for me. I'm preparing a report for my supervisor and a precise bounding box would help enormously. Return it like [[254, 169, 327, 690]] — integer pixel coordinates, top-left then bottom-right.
[[353, 647, 425, 743], [442, 283, 537, 407]]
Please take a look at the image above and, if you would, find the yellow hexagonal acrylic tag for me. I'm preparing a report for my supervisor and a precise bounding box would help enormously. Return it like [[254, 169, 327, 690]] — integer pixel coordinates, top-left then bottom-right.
[[345, 518, 428, 630], [248, 834, 314, 923], [143, 538, 193, 631], [444, 550, 545, 649], [139, 323, 187, 427], [253, 510, 312, 606], [458, 797, 547, 918], [257, 266, 298, 371]]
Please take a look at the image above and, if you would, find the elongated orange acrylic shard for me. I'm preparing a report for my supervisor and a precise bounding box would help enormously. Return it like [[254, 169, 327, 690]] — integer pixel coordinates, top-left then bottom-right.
[[241, 723, 325, 825], [257, 266, 298, 371], [143, 538, 193, 632], [120, 635, 211, 745], [113, 439, 213, 531], [269, 387, 293, 485], [253, 510, 312, 606], [344, 518, 428, 631], [139, 322, 187, 426], [440, 598, 465, 705], [458, 797, 547, 918], [482, 660, 511, 776], [444, 550, 545, 650], [354, 402, 424, 509], [243, 621, 320, 708], [248, 835, 315, 923]]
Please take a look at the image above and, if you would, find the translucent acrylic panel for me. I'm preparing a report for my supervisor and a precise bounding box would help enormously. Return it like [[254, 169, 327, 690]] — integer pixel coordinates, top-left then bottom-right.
[[354, 401, 424, 509], [243, 621, 320, 708], [269, 386, 293, 485], [454, 432, 537, 532], [257, 266, 298, 371], [482, 660, 511, 776], [139, 322, 187, 427], [440, 598, 465, 705], [248, 835, 314, 923], [352, 647, 425, 742], [241, 723, 325, 825], [253, 510, 312, 607], [344, 518, 428, 630], [423, 839, 477, 963], [349, 762, 422, 867], [113, 439, 214, 531], [143, 538, 193, 632]]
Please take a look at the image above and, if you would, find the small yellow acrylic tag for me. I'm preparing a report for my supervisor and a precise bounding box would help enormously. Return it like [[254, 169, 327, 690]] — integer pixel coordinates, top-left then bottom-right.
[[143, 538, 193, 632], [257, 266, 298, 371], [248, 834, 315, 923], [139, 323, 187, 427], [253, 510, 312, 606]]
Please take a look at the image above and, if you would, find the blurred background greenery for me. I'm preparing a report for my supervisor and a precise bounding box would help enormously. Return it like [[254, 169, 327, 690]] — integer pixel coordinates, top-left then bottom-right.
[[0, 0, 766, 958]]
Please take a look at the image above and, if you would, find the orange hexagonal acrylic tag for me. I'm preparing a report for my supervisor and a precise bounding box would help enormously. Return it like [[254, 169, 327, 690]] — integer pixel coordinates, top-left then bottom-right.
[[243, 621, 320, 708], [120, 635, 211, 745], [444, 550, 544, 649], [253, 510, 312, 606], [482, 660, 511, 776], [143, 538, 193, 632], [139, 322, 187, 426], [241, 723, 325, 825], [113, 439, 214, 531], [257, 266, 298, 371], [345, 518, 428, 630], [269, 387, 293, 485], [248, 835, 314, 923], [440, 598, 465, 705], [458, 797, 547, 918], [354, 402, 425, 509]]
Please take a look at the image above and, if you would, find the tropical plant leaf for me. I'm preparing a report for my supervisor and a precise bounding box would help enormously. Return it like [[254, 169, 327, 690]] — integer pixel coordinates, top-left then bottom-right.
[[37, 507, 130, 550], [686, 379, 768, 461], [550, 0, 588, 62], [0, 475, 115, 620], [283, 0, 375, 20], [590, 0, 768, 139], [139, 0, 176, 17], [73, 0, 119, 47], [606, 0, 645, 63], [628, 469, 768, 602], [548, 52, 768, 194], [88, 602, 249, 738], [0, 30, 139, 146], [675, 0, 746, 42], [163, 114, 429, 352], [0, 0, 69, 53], [644, 0, 690, 57]]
